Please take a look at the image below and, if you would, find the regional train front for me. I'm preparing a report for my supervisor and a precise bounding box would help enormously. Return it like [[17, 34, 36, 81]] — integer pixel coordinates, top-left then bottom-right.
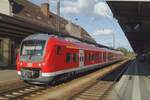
[[17, 34, 53, 84]]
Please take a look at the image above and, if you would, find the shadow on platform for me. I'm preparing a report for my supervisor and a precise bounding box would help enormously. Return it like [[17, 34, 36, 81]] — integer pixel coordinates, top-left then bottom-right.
[[99, 59, 150, 82], [0, 65, 16, 70], [96, 59, 150, 82], [97, 62, 128, 82], [124, 60, 150, 77]]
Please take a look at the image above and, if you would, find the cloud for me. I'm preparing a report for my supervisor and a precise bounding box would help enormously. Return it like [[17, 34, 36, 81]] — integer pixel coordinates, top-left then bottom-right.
[[61, 0, 112, 18], [61, 6, 79, 14], [93, 29, 113, 36], [94, 2, 113, 18]]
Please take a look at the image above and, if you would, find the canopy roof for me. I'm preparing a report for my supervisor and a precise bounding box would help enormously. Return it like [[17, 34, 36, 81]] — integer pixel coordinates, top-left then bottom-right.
[[107, 1, 150, 54]]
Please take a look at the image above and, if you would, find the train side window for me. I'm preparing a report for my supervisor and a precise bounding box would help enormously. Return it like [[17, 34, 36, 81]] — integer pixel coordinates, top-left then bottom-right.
[[92, 54, 94, 61], [85, 54, 87, 62], [103, 53, 106, 59], [86, 54, 89, 61], [73, 53, 78, 62], [95, 54, 96, 60], [56, 46, 61, 55], [99, 54, 101, 60], [96, 54, 98, 60], [89, 54, 91, 61], [66, 53, 71, 63], [90, 54, 92, 61]]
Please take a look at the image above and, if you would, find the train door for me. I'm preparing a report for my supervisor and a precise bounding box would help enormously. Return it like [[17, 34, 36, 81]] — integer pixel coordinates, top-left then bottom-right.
[[79, 50, 84, 67], [101, 51, 103, 62]]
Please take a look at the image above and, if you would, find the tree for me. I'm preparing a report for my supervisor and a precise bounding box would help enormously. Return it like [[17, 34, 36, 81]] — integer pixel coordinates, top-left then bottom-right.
[[117, 47, 128, 56], [117, 47, 135, 57]]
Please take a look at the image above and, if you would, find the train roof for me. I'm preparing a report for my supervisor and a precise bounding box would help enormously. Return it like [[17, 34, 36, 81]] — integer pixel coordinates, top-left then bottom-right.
[[23, 34, 51, 41], [23, 33, 122, 54]]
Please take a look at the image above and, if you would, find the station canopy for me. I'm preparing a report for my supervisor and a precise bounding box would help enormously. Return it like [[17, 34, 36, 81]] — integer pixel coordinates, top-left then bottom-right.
[[107, 0, 150, 54]]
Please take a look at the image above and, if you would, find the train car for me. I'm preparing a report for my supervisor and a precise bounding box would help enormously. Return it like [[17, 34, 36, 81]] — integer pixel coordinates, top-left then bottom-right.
[[16, 34, 123, 84]]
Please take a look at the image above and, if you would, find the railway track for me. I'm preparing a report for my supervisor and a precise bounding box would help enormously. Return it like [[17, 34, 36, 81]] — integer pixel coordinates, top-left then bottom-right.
[[0, 60, 129, 100], [0, 84, 48, 100], [69, 60, 131, 100]]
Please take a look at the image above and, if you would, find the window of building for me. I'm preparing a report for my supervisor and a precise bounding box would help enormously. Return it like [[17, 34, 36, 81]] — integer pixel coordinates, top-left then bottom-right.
[[66, 53, 71, 63]]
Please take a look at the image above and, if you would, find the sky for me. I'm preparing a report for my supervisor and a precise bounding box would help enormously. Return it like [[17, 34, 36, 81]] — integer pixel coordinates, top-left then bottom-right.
[[30, 0, 133, 51]]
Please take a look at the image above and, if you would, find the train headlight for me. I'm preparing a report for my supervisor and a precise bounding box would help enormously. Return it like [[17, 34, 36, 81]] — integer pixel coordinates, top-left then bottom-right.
[[20, 62, 23, 66], [39, 63, 42, 67], [38, 63, 45, 67]]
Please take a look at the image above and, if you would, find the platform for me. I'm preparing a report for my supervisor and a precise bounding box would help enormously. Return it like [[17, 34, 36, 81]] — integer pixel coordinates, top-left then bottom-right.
[[0, 69, 19, 85], [109, 60, 150, 100]]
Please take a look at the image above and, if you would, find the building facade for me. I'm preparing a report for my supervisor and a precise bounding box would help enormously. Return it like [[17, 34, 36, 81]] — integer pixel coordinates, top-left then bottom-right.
[[0, 0, 95, 66]]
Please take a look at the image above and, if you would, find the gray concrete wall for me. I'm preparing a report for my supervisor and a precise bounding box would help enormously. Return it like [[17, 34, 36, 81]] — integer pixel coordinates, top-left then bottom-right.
[[65, 22, 82, 38], [0, 38, 11, 66], [0, 0, 10, 15]]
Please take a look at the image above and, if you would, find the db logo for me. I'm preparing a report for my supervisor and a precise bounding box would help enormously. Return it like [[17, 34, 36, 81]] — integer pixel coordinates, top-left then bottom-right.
[[27, 63, 32, 67]]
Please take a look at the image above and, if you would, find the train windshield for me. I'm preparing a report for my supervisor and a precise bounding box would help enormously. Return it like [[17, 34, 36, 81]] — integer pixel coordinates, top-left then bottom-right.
[[21, 40, 46, 56]]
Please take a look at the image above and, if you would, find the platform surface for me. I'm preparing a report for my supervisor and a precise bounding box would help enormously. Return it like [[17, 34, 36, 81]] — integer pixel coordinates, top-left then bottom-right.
[[109, 60, 150, 100], [0, 69, 19, 84]]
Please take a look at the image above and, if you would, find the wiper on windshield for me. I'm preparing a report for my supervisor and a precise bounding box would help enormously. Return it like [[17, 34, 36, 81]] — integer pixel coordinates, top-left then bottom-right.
[[28, 41, 37, 59]]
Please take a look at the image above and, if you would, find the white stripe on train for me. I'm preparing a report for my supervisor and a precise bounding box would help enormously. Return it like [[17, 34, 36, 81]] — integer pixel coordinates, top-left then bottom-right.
[[17, 59, 121, 77]]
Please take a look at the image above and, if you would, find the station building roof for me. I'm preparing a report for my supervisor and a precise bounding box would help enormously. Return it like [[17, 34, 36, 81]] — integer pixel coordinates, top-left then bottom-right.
[[0, 0, 118, 50], [107, 1, 150, 54], [0, 0, 95, 43]]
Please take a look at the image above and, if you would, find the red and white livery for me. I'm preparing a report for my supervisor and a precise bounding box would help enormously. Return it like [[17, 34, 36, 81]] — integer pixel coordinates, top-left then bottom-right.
[[16, 34, 123, 84]]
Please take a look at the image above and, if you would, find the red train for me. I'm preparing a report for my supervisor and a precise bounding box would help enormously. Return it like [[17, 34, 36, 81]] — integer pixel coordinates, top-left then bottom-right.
[[16, 34, 123, 84]]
